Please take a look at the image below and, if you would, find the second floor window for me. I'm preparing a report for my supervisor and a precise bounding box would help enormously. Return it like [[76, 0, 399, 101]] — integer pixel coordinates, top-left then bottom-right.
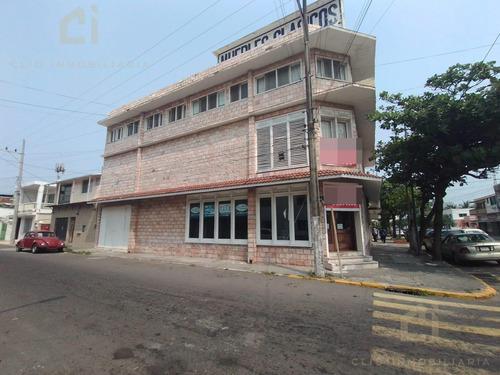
[[58, 184, 72, 204], [256, 112, 308, 172], [317, 58, 348, 81], [127, 121, 139, 136], [321, 119, 351, 138], [230, 82, 248, 102], [146, 113, 163, 130], [82, 180, 89, 194], [168, 104, 186, 123], [256, 62, 301, 94], [192, 91, 225, 115], [109, 128, 123, 142]]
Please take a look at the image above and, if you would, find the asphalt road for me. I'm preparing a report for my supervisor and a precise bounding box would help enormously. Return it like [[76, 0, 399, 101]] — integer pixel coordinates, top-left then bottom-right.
[[1, 247, 499, 375]]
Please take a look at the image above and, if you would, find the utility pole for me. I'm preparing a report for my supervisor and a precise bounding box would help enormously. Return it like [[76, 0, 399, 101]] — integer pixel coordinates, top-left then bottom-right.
[[9, 139, 25, 245], [297, 0, 324, 277]]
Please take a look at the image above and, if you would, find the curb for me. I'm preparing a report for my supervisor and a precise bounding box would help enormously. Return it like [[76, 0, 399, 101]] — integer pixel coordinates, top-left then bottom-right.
[[287, 275, 498, 300]]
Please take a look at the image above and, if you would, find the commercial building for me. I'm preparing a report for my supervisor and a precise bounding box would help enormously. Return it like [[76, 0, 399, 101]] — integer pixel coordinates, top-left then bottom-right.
[[96, 0, 381, 269]]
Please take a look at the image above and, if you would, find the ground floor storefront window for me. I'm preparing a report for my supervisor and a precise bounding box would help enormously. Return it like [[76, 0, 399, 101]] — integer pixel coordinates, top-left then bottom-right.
[[187, 198, 248, 243], [257, 191, 310, 246]]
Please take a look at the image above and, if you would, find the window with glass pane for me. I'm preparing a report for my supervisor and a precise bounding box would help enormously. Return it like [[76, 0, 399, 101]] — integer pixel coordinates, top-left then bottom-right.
[[217, 91, 225, 107], [230, 85, 240, 102], [218, 201, 231, 239], [208, 93, 217, 109], [264, 71, 276, 91], [277, 66, 290, 86], [203, 202, 215, 239], [256, 77, 265, 94], [290, 63, 301, 82], [200, 97, 207, 112], [293, 195, 309, 241], [189, 203, 200, 238], [321, 120, 333, 138], [234, 199, 248, 239], [276, 196, 290, 240], [259, 197, 272, 240], [337, 121, 348, 138], [192, 100, 200, 115], [333, 61, 346, 80]]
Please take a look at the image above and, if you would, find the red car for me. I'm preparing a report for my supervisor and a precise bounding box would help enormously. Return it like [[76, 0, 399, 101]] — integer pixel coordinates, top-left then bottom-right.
[[16, 231, 66, 253]]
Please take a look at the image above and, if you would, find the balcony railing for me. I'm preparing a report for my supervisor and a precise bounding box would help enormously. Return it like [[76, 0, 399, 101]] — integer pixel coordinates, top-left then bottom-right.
[[19, 202, 53, 213]]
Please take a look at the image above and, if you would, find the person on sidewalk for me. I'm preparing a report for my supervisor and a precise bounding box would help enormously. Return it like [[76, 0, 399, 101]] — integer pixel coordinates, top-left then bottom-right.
[[380, 228, 387, 243], [372, 226, 379, 242]]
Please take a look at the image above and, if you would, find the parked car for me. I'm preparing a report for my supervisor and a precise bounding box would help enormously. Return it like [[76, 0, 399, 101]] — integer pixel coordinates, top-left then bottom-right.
[[16, 231, 66, 253], [441, 232, 500, 264], [423, 229, 462, 251]]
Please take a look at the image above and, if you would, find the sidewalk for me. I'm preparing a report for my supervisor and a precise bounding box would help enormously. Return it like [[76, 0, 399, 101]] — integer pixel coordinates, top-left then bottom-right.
[[2, 240, 496, 300]]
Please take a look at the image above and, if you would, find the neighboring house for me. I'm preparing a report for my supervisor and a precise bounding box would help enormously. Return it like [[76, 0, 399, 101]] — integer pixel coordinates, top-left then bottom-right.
[[95, 0, 381, 269], [51, 174, 101, 249], [468, 188, 500, 236], [16, 181, 56, 239], [0, 194, 13, 240], [443, 208, 471, 228]]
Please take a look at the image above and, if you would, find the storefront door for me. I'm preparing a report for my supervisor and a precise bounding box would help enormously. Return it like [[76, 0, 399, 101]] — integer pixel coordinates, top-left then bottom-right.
[[326, 211, 356, 251]]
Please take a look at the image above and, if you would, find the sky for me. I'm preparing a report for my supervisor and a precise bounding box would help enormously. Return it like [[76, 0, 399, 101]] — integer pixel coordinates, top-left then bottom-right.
[[0, 0, 499, 205]]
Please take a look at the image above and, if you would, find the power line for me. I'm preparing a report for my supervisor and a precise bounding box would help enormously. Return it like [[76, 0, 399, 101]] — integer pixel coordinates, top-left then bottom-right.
[[482, 32, 500, 62], [0, 98, 107, 116], [377, 43, 500, 66]]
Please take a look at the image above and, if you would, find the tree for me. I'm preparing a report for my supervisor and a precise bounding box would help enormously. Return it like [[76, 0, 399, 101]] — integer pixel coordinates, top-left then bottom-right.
[[370, 61, 500, 261], [379, 181, 408, 237]]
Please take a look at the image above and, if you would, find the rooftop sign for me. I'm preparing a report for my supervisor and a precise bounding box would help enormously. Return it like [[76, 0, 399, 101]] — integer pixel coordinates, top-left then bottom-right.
[[214, 0, 344, 63]]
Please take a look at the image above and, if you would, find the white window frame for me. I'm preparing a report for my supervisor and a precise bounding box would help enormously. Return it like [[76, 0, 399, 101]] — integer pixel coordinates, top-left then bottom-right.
[[255, 61, 301, 94], [230, 82, 248, 102], [320, 118, 352, 138], [168, 104, 186, 123], [192, 90, 225, 115], [146, 112, 163, 130], [185, 197, 248, 244], [256, 111, 309, 172], [256, 190, 310, 247], [109, 127, 123, 142], [127, 120, 139, 136], [316, 57, 349, 81]]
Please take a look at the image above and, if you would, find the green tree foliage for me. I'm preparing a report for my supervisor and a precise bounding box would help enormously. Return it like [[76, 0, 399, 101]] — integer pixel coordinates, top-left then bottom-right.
[[370, 61, 500, 260], [380, 181, 407, 237]]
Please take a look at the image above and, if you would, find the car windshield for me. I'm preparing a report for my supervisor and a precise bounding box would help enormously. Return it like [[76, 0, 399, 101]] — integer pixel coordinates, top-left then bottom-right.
[[37, 232, 56, 238], [456, 234, 492, 243]]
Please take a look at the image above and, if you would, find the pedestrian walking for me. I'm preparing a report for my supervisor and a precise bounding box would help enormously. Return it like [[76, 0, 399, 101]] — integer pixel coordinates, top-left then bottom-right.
[[372, 226, 379, 242], [380, 228, 387, 243]]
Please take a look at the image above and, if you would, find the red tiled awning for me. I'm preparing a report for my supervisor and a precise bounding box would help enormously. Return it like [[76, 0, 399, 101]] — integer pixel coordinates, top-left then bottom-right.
[[95, 170, 381, 204]]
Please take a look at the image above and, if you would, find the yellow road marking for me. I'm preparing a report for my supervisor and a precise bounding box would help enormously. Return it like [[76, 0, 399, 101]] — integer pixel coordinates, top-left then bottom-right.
[[372, 325, 500, 357], [369, 347, 496, 375], [373, 292, 500, 312], [374, 300, 500, 322], [373, 311, 500, 337]]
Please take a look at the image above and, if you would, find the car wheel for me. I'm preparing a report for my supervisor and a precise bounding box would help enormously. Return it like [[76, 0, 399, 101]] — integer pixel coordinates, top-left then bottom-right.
[[497, 260, 500, 265], [452, 252, 462, 265], [16, 244, 22, 252], [32, 244, 39, 254], [58, 248, 64, 253]]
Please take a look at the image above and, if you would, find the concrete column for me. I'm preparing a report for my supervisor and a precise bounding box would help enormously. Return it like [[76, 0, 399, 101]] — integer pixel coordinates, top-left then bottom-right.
[[247, 188, 256, 263]]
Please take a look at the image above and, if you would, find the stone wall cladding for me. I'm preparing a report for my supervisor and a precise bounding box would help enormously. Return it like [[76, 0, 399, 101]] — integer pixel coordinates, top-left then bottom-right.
[[139, 120, 249, 192], [255, 246, 314, 267], [129, 196, 247, 261], [100, 151, 138, 197]]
